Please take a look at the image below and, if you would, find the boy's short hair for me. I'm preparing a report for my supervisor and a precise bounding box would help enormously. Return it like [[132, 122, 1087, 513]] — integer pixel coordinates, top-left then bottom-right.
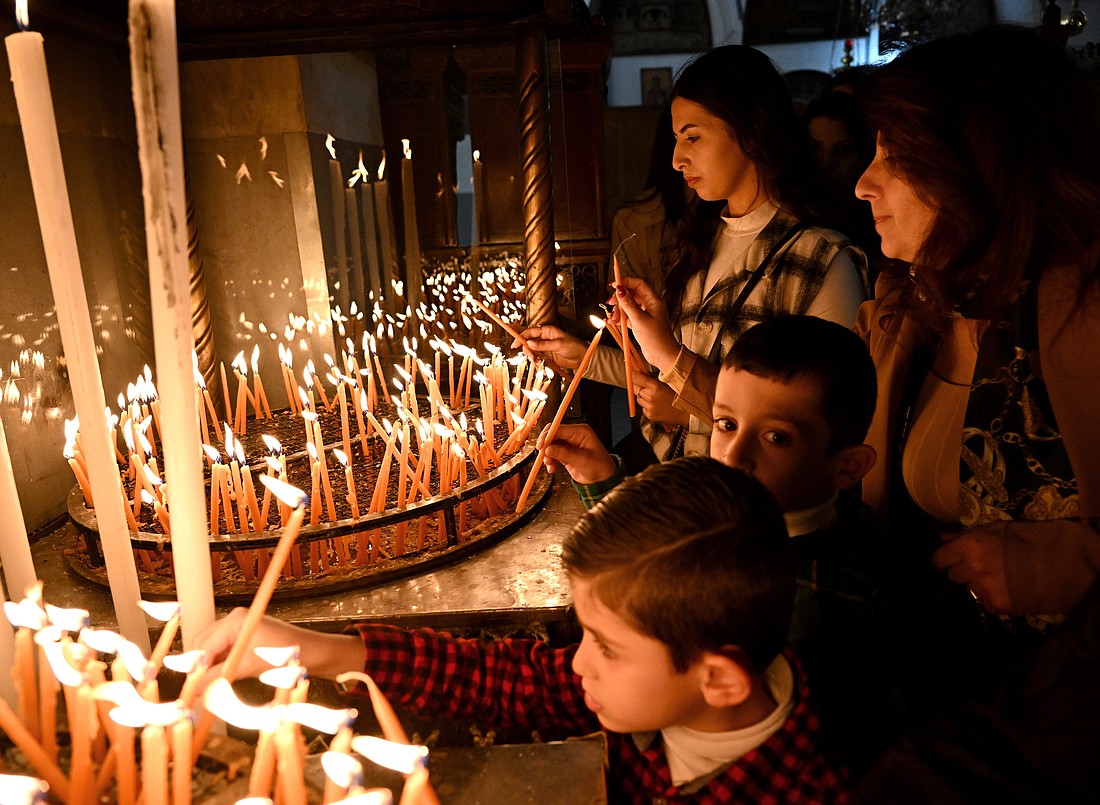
[[722, 315, 877, 454], [562, 457, 794, 674]]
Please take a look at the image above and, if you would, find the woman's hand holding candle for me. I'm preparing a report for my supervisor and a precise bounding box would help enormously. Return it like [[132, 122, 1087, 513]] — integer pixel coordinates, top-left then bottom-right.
[[611, 278, 680, 375], [512, 324, 587, 370]]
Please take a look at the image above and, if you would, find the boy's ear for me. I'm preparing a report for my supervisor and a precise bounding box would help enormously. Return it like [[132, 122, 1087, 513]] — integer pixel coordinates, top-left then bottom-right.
[[699, 649, 754, 709], [831, 444, 877, 490]]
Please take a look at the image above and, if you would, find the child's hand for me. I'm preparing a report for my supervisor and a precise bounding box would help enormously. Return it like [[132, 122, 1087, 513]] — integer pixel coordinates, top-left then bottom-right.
[[536, 423, 618, 484], [193, 607, 364, 686], [612, 278, 680, 374], [513, 325, 587, 370], [633, 373, 688, 428]]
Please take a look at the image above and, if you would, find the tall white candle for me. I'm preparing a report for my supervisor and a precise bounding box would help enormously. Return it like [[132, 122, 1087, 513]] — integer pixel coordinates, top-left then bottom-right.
[[6, 5, 149, 650], [358, 166, 383, 305], [128, 0, 215, 649], [374, 153, 399, 317], [471, 149, 485, 246], [326, 134, 350, 316], [400, 138, 422, 309], [0, 414, 37, 606]]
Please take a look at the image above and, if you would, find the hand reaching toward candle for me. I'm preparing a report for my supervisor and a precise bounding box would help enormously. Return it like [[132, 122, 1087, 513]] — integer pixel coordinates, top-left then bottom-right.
[[194, 607, 364, 686], [632, 373, 688, 429], [535, 423, 618, 485], [513, 325, 588, 370], [612, 279, 681, 375]]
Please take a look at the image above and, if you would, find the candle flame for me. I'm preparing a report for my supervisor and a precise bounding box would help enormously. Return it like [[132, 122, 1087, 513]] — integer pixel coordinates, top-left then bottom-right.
[[104, 684, 188, 728], [258, 664, 307, 690], [259, 474, 309, 508], [283, 702, 357, 733], [321, 752, 364, 790], [79, 627, 124, 655], [0, 773, 48, 804], [325, 791, 394, 805], [261, 434, 283, 454], [401, 139, 412, 160], [254, 645, 300, 667], [326, 134, 337, 160], [40, 641, 84, 688], [138, 600, 181, 623], [473, 149, 480, 162], [203, 678, 279, 732], [3, 598, 47, 630], [44, 604, 89, 632], [378, 151, 387, 181], [350, 735, 429, 775], [163, 649, 209, 675], [334, 448, 349, 467], [589, 315, 607, 330], [15, 0, 28, 31]]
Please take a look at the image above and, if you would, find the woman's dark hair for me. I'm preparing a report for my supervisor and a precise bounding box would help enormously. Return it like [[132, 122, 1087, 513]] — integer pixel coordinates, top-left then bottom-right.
[[859, 25, 1100, 337], [663, 45, 832, 318]]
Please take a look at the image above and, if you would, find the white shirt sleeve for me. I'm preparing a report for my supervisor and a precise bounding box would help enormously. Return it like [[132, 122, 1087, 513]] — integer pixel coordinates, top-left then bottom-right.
[[803, 250, 865, 328]]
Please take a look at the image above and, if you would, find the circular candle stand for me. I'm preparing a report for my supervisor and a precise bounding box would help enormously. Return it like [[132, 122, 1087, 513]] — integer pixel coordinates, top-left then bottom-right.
[[64, 432, 552, 604]]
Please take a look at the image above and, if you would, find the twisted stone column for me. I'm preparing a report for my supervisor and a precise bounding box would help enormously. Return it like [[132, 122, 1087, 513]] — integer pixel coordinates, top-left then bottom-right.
[[185, 170, 220, 412], [515, 22, 557, 331]]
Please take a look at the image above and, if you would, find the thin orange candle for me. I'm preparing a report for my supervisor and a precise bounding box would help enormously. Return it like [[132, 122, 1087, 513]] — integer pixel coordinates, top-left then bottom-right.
[[516, 317, 606, 512], [613, 255, 637, 417]]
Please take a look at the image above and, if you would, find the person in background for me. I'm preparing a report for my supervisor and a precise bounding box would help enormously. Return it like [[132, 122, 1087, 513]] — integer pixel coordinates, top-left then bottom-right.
[[196, 458, 851, 803], [519, 45, 868, 465], [852, 25, 1100, 713], [803, 90, 882, 285]]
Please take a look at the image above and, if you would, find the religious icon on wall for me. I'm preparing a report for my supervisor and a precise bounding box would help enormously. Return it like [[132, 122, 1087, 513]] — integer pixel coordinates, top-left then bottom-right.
[[640, 67, 672, 107]]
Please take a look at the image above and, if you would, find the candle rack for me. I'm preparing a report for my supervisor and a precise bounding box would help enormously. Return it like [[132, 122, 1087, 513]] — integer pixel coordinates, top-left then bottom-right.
[[64, 437, 552, 604]]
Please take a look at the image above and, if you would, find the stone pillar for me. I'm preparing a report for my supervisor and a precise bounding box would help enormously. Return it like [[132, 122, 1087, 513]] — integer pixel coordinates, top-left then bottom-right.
[[515, 22, 558, 332]]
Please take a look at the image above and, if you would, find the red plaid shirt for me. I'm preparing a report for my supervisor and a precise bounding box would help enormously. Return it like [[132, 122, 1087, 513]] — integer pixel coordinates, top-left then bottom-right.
[[353, 624, 850, 804]]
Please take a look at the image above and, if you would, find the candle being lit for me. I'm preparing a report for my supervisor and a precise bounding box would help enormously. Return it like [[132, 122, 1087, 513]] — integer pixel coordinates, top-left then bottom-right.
[[516, 316, 607, 511]]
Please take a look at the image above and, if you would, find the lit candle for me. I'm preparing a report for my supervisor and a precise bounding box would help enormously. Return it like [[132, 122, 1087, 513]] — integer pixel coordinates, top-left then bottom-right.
[[516, 317, 606, 511], [374, 152, 399, 316], [142, 724, 169, 805], [327, 134, 351, 316], [465, 294, 531, 350], [192, 478, 308, 757], [7, 0, 149, 650], [400, 139, 422, 309], [251, 345, 273, 419], [345, 183, 367, 319], [128, 0, 215, 650], [613, 256, 636, 417], [357, 154, 384, 305], [471, 149, 485, 247], [335, 448, 359, 520], [172, 713, 193, 805]]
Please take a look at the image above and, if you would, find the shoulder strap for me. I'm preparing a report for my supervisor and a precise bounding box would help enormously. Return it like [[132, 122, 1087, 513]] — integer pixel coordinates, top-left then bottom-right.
[[706, 222, 807, 362]]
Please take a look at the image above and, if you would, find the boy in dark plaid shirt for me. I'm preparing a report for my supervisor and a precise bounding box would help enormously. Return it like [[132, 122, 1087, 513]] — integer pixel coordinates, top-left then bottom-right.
[[198, 458, 849, 803]]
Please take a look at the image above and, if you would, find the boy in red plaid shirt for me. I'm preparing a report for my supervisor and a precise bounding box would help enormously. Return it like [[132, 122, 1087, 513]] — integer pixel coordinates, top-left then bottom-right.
[[198, 458, 849, 803]]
